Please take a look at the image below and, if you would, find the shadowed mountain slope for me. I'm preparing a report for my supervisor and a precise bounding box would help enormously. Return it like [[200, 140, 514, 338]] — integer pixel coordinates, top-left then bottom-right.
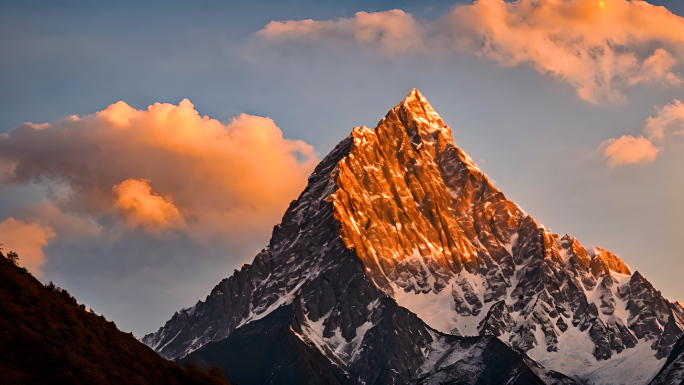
[[650, 334, 684, 385]]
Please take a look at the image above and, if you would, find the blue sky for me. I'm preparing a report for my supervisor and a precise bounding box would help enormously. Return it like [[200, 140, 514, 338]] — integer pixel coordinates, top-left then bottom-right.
[[1, 0, 684, 336]]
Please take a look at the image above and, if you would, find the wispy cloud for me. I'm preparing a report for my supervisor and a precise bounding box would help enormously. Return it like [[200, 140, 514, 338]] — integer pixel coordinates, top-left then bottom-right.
[[257, 0, 684, 104], [601, 135, 661, 166], [599, 99, 684, 166], [644, 99, 684, 142], [258, 9, 424, 56]]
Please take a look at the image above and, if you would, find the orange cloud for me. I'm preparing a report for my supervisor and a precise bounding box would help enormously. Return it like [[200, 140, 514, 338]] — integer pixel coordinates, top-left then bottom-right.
[[257, 9, 423, 55], [257, 0, 684, 103], [645, 99, 684, 142], [599, 99, 684, 166], [601, 135, 661, 166], [451, 0, 684, 103], [0, 99, 318, 244], [113, 179, 184, 233], [0, 217, 55, 276]]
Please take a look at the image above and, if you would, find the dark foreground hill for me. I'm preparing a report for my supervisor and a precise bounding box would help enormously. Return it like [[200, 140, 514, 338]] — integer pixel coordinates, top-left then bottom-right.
[[0, 251, 231, 385]]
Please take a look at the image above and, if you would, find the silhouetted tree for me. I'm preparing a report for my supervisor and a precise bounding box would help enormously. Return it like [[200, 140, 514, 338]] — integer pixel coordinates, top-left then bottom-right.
[[6, 251, 18, 265]]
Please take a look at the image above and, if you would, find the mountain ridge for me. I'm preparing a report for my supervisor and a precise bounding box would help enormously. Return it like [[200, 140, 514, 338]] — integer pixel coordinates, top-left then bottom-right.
[[144, 89, 683, 385]]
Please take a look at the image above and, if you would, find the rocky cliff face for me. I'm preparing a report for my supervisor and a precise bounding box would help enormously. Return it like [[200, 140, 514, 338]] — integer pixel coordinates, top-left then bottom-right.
[[650, 334, 684, 385], [144, 89, 682, 385]]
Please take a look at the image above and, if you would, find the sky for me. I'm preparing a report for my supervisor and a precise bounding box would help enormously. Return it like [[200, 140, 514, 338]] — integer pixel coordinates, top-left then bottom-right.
[[1, 0, 683, 336]]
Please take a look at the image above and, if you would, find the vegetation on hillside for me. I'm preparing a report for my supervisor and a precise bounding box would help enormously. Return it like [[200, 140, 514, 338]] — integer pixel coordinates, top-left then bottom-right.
[[0, 248, 231, 385]]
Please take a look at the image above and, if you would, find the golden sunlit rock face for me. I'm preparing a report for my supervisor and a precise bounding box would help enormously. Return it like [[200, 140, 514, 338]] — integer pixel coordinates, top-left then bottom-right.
[[589, 247, 632, 276], [329, 89, 525, 293], [329, 89, 633, 298]]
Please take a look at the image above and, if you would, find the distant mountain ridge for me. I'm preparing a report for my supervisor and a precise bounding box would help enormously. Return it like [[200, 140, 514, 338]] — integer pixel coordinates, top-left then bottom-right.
[[144, 89, 684, 385]]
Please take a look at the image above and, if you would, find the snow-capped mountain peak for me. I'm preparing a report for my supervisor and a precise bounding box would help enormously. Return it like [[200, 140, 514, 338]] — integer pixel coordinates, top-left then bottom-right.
[[143, 89, 682, 385]]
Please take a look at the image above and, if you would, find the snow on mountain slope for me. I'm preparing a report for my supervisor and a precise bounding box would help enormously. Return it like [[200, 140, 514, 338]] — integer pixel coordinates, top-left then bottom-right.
[[145, 89, 682, 384]]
